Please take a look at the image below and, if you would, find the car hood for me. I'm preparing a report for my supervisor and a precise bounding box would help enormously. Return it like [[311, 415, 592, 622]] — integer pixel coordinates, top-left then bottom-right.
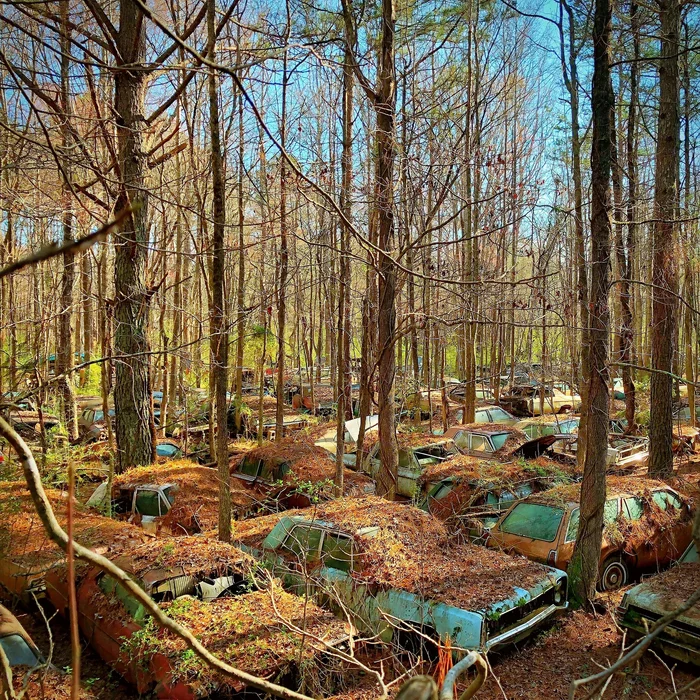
[[623, 563, 700, 626]]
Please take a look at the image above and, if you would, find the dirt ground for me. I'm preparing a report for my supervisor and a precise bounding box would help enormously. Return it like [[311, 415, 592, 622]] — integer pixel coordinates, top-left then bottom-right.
[[480, 599, 700, 699]]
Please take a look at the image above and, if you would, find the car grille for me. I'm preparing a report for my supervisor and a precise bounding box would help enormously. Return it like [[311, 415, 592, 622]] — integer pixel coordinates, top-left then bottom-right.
[[486, 583, 562, 635]]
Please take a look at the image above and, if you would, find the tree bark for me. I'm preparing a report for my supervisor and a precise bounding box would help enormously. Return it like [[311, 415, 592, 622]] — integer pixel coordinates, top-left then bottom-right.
[[208, 0, 231, 542], [568, 0, 612, 605], [113, 0, 155, 471], [649, 0, 681, 477], [375, 0, 398, 499]]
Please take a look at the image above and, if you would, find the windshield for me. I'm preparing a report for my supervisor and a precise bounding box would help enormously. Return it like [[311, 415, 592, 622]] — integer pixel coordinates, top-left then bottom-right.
[[157, 443, 179, 457], [490, 433, 509, 451], [0, 635, 39, 667], [500, 502, 564, 542]]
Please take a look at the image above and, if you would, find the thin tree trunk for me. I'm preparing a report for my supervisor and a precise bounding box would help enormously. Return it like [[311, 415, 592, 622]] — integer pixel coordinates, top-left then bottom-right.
[[208, 0, 231, 541], [649, 0, 681, 477]]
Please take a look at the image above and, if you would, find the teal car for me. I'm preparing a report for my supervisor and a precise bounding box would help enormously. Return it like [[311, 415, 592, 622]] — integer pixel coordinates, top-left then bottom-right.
[[237, 498, 568, 652], [618, 541, 699, 666]]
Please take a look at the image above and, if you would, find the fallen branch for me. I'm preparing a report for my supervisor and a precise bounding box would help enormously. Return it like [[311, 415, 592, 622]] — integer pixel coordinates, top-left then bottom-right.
[[0, 414, 315, 700], [0, 207, 132, 282]]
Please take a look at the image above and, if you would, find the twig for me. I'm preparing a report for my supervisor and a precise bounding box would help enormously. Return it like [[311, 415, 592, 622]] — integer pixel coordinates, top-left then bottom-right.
[[0, 208, 132, 282]]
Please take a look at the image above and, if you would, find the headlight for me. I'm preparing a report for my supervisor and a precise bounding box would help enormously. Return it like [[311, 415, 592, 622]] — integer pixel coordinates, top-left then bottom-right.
[[554, 590, 563, 604]]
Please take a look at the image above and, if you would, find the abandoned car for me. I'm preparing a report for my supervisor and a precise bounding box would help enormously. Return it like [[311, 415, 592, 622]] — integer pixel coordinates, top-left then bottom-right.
[[344, 436, 459, 499], [46, 537, 351, 698], [232, 439, 376, 506], [0, 604, 42, 669], [86, 462, 261, 534], [416, 455, 573, 537], [499, 384, 582, 417], [236, 497, 568, 652], [617, 541, 699, 666], [487, 478, 694, 590]]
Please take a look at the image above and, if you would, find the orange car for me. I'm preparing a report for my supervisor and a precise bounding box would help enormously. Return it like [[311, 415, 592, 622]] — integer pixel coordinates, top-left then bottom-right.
[[486, 477, 693, 591]]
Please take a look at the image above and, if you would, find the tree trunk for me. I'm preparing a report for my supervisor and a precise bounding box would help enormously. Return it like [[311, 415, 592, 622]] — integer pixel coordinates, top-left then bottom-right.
[[568, 0, 612, 605], [57, 0, 78, 442], [649, 0, 681, 477], [375, 0, 398, 499], [208, 0, 231, 541], [113, 0, 155, 471]]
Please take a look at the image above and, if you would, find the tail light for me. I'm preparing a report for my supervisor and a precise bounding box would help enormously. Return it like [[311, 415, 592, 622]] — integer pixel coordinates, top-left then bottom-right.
[[547, 549, 557, 567]]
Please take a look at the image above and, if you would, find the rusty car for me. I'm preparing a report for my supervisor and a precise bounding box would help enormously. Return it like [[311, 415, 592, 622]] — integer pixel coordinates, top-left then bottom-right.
[[46, 537, 351, 698], [416, 455, 573, 537], [486, 477, 694, 590], [232, 439, 376, 506]]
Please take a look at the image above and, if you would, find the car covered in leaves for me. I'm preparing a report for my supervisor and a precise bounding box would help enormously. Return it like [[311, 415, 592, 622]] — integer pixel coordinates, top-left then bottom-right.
[[236, 497, 568, 652], [45, 537, 351, 698], [617, 541, 699, 666], [487, 477, 694, 590], [444, 424, 569, 461], [347, 435, 459, 499], [552, 434, 649, 470], [416, 455, 574, 537], [232, 439, 375, 506], [86, 462, 262, 535], [0, 481, 148, 604]]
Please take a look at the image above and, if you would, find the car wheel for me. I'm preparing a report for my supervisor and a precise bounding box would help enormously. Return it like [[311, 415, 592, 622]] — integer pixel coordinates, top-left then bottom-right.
[[599, 555, 629, 591]]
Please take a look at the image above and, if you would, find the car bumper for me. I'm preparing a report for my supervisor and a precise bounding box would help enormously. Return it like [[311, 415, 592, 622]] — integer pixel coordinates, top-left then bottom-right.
[[485, 602, 569, 650], [619, 611, 700, 667]]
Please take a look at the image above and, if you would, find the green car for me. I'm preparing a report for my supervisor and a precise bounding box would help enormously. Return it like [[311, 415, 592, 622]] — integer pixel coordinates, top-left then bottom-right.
[[617, 541, 699, 666], [236, 497, 568, 653]]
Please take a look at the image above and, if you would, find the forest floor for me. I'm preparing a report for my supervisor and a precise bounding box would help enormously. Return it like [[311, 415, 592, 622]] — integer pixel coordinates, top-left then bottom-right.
[[2, 447, 700, 699]]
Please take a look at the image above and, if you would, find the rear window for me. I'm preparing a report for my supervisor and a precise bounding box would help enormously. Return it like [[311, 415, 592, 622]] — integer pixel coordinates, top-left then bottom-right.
[[489, 408, 512, 421], [652, 490, 682, 511], [135, 489, 162, 517], [500, 502, 564, 542], [238, 457, 261, 477]]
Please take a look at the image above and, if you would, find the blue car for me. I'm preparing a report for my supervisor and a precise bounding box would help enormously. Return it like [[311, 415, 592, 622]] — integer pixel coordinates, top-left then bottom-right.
[[236, 497, 568, 652]]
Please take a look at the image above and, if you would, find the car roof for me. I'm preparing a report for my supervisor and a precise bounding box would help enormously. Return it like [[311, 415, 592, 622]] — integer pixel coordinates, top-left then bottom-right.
[[519, 476, 675, 508]]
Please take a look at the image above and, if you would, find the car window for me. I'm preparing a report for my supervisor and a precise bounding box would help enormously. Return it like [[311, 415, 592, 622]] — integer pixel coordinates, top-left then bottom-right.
[[565, 508, 579, 542], [474, 410, 489, 423], [94, 411, 104, 421], [513, 483, 533, 498], [238, 457, 261, 477], [135, 489, 162, 517], [469, 435, 491, 452], [282, 525, 323, 561], [623, 497, 644, 520], [156, 443, 179, 458], [98, 574, 145, 622], [0, 634, 39, 667], [430, 481, 453, 500], [82, 409, 93, 422], [681, 542, 698, 563], [398, 450, 412, 468], [652, 490, 682, 511], [499, 502, 564, 542], [321, 533, 353, 572], [604, 499, 620, 523], [490, 433, 509, 451], [559, 419, 579, 434], [453, 432, 468, 450], [162, 486, 177, 506], [489, 408, 511, 421]]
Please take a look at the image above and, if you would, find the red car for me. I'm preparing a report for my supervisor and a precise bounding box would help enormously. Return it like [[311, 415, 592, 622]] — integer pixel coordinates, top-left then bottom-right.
[[46, 537, 350, 698]]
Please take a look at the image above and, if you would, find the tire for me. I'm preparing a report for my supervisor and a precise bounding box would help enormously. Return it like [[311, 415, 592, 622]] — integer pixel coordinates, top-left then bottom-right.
[[599, 555, 629, 591]]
